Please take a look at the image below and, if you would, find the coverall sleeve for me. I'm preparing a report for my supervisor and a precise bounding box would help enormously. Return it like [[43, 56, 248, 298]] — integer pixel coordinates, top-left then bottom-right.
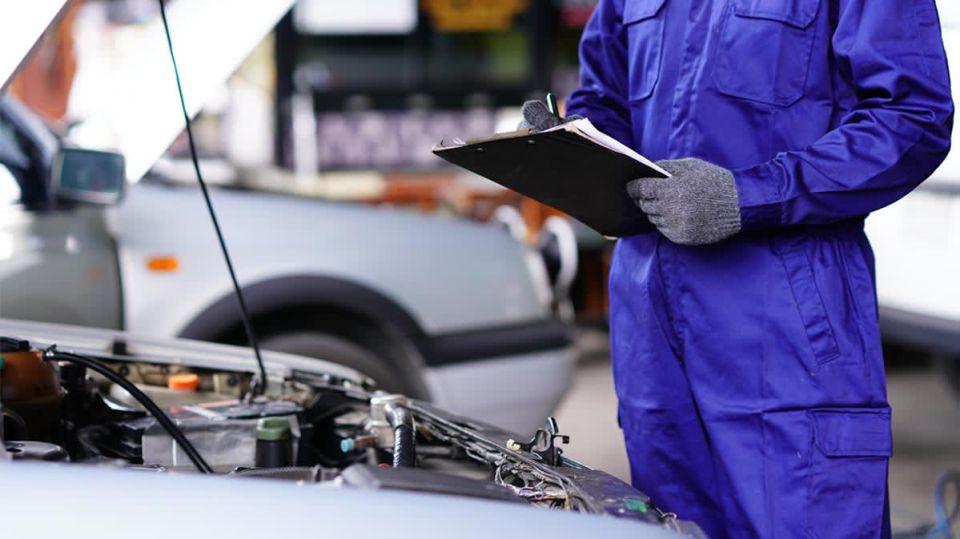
[[734, 0, 955, 230], [566, 0, 634, 150]]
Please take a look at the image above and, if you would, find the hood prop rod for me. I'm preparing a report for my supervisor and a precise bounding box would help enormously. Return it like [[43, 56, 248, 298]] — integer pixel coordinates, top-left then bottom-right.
[[157, 0, 267, 397]]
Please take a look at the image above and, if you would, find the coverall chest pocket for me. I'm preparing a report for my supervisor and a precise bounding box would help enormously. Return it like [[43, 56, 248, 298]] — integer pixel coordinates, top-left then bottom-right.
[[713, 0, 821, 107], [624, 0, 668, 102]]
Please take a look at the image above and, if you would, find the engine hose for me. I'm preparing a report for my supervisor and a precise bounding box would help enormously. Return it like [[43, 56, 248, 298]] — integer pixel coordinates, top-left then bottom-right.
[[384, 404, 416, 468], [44, 349, 214, 474]]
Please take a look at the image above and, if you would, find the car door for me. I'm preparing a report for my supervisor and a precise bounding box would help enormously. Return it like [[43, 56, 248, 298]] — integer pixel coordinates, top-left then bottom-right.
[[0, 101, 122, 330]]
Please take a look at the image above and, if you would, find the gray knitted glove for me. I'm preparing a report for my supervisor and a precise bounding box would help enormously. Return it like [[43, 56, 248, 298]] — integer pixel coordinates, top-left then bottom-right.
[[518, 100, 582, 131], [626, 158, 742, 245]]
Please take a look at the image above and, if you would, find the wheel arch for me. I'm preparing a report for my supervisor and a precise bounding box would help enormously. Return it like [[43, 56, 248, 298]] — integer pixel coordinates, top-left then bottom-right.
[[178, 275, 432, 397]]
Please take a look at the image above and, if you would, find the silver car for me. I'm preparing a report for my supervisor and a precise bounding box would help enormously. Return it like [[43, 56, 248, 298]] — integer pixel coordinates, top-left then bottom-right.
[[0, 3, 576, 436]]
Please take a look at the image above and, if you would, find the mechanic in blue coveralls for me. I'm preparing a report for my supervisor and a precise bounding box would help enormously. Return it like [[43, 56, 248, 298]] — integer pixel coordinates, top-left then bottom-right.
[[523, 1, 953, 537]]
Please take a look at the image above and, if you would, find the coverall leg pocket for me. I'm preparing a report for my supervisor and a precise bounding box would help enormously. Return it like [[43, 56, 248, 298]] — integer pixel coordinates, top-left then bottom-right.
[[806, 408, 892, 539]]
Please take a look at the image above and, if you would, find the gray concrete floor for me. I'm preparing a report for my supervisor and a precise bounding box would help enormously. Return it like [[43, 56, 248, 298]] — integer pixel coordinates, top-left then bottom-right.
[[554, 329, 960, 533]]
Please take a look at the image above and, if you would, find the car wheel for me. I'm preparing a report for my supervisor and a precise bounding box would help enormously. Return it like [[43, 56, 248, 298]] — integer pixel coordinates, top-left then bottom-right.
[[260, 332, 414, 395]]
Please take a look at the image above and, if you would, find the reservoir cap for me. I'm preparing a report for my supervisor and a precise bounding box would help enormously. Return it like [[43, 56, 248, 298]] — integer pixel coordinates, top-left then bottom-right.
[[167, 373, 200, 391], [256, 417, 291, 442]]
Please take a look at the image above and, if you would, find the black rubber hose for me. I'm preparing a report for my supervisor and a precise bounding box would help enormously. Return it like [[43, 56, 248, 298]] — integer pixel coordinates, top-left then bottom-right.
[[384, 404, 416, 468], [157, 0, 268, 397], [45, 349, 214, 474]]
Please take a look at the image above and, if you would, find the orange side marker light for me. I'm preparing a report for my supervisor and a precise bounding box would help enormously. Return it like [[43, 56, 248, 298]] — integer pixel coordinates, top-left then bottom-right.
[[147, 256, 180, 272]]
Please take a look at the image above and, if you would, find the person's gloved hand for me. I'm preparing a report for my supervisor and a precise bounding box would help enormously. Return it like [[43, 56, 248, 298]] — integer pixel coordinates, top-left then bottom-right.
[[517, 100, 582, 131], [626, 158, 742, 245]]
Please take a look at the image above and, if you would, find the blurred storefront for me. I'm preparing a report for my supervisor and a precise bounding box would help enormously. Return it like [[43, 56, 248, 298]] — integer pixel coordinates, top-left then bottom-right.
[[274, 0, 593, 172]]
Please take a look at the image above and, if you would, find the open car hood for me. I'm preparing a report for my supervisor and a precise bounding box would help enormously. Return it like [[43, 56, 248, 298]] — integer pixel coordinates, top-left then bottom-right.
[[0, 317, 364, 385], [0, 1, 70, 93], [0, 324, 702, 536], [2, 0, 294, 181], [66, 0, 296, 182]]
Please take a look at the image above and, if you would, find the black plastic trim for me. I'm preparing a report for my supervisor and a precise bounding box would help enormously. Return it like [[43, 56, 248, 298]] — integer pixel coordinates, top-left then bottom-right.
[[423, 319, 572, 367], [880, 305, 960, 356], [178, 275, 571, 367]]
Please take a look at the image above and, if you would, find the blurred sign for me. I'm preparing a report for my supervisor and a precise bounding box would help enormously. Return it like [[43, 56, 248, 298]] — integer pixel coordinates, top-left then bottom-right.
[[294, 0, 418, 35], [422, 0, 527, 32], [303, 109, 497, 171], [554, 0, 598, 28]]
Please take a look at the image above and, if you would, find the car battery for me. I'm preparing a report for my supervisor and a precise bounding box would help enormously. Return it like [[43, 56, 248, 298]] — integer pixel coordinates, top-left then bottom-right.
[[128, 399, 302, 472]]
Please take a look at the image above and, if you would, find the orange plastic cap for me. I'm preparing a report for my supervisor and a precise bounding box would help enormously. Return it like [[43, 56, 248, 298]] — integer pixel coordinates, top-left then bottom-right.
[[168, 373, 199, 391]]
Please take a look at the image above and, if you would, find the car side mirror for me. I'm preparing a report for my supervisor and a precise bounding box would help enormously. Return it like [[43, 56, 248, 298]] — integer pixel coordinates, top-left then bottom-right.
[[52, 148, 126, 206]]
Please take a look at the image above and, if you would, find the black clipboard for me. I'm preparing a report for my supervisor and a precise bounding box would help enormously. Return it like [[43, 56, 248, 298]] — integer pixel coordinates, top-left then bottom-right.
[[433, 121, 667, 237]]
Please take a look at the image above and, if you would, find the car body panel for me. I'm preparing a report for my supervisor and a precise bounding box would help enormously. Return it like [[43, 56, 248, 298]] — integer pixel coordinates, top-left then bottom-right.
[[424, 347, 576, 435], [109, 180, 568, 434], [0, 317, 365, 384], [110, 182, 550, 338], [0, 206, 122, 330], [1, 462, 681, 539]]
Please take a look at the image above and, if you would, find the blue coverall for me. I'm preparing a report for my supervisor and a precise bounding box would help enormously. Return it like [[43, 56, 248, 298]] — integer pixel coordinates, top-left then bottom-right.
[[566, 1, 953, 537]]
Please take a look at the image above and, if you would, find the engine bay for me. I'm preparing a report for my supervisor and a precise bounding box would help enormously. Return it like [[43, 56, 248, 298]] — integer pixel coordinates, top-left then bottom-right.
[[0, 335, 703, 536]]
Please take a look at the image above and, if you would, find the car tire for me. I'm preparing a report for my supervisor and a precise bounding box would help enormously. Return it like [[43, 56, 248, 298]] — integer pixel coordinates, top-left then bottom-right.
[[260, 332, 414, 395]]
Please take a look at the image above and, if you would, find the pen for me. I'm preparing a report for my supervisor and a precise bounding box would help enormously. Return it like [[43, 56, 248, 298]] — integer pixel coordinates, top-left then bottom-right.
[[546, 92, 560, 119]]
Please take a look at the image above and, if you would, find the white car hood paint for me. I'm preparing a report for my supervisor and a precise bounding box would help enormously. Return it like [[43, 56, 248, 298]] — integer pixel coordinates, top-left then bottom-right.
[[0, 317, 363, 384], [109, 183, 547, 338], [0, 1, 69, 92], [3, 462, 680, 539]]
